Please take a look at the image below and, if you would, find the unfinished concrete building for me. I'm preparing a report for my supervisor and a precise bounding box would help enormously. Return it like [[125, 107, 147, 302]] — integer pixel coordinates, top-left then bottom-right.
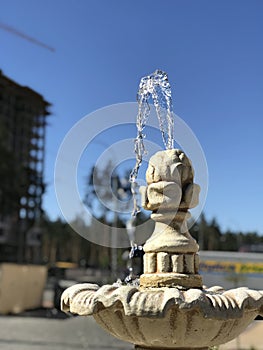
[[0, 70, 50, 262]]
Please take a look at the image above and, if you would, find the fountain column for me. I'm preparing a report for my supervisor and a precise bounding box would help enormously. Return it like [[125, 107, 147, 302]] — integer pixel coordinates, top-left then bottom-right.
[[139, 149, 202, 289]]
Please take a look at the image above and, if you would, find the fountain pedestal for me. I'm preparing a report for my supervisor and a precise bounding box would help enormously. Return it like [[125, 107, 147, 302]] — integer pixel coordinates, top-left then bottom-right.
[[61, 149, 263, 350], [139, 149, 202, 289]]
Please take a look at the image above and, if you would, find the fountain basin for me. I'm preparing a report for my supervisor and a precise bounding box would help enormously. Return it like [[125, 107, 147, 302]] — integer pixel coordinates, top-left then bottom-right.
[[61, 283, 263, 349]]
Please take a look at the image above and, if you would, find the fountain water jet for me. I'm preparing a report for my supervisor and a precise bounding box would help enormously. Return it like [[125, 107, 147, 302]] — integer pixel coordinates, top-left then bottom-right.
[[61, 71, 263, 349], [130, 69, 174, 216]]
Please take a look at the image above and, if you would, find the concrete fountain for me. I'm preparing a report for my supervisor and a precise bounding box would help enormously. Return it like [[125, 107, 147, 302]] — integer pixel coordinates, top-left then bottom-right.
[[61, 71, 263, 349]]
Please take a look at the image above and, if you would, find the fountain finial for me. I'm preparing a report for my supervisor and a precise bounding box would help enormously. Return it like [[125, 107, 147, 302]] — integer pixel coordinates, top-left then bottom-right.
[[139, 149, 202, 288]]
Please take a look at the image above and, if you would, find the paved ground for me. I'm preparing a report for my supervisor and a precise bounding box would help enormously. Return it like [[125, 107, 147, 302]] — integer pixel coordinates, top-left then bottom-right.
[[0, 315, 133, 350], [0, 313, 262, 350], [221, 320, 263, 350]]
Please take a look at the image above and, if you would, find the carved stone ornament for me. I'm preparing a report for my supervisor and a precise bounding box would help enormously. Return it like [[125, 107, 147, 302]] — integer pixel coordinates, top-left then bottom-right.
[[61, 283, 263, 348], [61, 150, 263, 349]]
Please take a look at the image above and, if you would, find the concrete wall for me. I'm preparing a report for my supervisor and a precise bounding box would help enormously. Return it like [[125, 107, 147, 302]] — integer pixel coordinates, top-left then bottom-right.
[[0, 263, 47, 314]]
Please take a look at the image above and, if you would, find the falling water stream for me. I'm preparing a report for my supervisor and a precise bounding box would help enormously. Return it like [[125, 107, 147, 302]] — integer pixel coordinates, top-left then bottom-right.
[[124, 70, 175, 285], [130, 69, 174, 216]]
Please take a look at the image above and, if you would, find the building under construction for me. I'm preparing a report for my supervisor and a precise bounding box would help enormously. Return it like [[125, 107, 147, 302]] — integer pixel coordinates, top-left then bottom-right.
[[0, 70, 50, 262]]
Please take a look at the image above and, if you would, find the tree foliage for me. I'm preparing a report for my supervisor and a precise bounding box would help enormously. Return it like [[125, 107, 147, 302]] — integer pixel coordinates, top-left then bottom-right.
[[190, 213, 263, 252], [83, 162, 132, 225]]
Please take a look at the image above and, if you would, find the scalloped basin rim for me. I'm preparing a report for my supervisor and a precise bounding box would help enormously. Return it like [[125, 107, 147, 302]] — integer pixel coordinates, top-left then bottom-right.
[[61, 283, 263, 320]]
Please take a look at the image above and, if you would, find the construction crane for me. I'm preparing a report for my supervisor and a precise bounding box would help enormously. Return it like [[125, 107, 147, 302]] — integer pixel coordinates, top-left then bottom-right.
[[0, 22, 55, 52]]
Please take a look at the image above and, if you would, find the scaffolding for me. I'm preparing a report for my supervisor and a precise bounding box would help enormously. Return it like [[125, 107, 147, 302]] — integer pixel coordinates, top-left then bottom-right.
[[0, 70, 50, 262]]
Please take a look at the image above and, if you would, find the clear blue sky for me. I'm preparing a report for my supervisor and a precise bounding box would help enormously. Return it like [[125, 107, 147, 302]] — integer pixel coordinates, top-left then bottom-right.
[[1, 0, 263, 233]]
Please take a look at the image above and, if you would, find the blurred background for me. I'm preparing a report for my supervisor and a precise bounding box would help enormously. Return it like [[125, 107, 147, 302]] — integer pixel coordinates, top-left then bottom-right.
[[0, 1, 262, 349]]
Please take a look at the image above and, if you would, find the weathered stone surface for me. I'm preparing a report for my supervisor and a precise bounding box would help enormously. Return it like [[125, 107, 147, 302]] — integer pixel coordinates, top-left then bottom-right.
[[171, 254, 184, 273], [142, 221, 199, 254], [157, 252, 170, 272], [61, 283, 263, 348], [143, 252, 198, 275], [181, 183, 200, 209], [144, 181, 182, 211], [145, 149, 193, 185], [143, 253, 156, 273], [141, 150, 200, 284], [139, 273, 203, 289], [61, 283, 263, 320]]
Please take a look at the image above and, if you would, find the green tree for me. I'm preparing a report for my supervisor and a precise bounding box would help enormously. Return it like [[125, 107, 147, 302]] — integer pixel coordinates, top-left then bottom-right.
[[220, 231, 239, 251], [190, 214, 222, 250], [84, 162, 132, 226], [42, 217, 93, 265], [190, 213, 263, 252]]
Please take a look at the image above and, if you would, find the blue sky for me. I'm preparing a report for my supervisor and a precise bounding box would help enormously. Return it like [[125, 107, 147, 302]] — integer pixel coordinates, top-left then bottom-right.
[[0, 0, 263, 233]]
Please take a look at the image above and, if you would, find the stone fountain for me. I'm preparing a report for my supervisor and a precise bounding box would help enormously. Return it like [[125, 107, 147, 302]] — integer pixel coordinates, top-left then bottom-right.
[[61, 71, 263, 349]]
